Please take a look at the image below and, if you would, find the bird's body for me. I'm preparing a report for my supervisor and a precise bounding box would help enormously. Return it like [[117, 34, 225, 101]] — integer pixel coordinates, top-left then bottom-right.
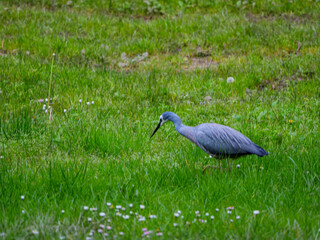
[[151, 112, 268, 170]]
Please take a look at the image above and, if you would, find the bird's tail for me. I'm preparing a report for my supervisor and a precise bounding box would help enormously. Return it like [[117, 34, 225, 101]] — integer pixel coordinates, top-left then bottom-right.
[[253, 144, 268, 157]]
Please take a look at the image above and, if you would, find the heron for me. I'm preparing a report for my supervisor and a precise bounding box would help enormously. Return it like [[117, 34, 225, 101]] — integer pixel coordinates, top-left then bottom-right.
[[150, 112, 268, 171]]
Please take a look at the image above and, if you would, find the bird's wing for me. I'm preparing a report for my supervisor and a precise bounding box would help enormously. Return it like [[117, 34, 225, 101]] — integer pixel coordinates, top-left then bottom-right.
[[194, 123, 255, 156]]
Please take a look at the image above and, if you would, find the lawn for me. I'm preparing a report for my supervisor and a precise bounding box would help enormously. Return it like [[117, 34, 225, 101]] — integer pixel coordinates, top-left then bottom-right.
[[0, 0, 320, 239]]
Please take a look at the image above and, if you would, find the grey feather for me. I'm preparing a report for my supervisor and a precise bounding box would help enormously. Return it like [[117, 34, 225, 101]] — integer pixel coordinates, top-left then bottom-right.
[[151, 111, 268, 159]]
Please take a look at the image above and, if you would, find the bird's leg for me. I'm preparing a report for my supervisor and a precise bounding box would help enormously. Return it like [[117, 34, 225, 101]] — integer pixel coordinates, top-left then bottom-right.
[[202, 156, 219, 173], [226, 158, 232, 172]]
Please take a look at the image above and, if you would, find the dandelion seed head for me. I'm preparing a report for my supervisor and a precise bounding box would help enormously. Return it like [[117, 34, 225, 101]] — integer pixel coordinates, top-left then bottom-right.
[[227, 77, 235, 83]]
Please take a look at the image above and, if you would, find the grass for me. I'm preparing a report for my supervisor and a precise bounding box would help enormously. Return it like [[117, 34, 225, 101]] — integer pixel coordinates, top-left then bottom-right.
[[1, 0, 320, 239]]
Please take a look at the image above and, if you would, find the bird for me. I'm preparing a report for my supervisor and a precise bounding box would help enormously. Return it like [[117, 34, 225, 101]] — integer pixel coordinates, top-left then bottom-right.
[[150, 112, 268, 171]]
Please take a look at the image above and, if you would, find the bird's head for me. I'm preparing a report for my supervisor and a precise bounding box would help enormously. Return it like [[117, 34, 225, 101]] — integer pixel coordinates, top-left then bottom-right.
[[150, 112, 172, 138]]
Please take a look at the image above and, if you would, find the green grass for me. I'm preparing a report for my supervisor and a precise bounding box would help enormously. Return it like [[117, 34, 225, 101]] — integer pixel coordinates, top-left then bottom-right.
[[1, 0, 320, 239]]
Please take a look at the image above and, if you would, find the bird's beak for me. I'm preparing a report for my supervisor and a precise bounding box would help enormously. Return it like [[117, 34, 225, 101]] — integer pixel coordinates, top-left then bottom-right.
[[150, 121, 161, 138]]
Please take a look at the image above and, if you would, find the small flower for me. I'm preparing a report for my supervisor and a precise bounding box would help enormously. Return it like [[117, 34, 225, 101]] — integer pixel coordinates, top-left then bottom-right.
[[79, 99, 82, 103], [99, 212, 106, 217], [227, 77, 235, 83], [64, 109, 67, 113], [99, 224, 105, 228], [259, 166, 264, 170], [90, 207, 97, 211], [22, 210, 25, 214], [32, 229, 39, 235], [45, 110, 48, 113], [230, 219, 233, 222], [236, 216, 240, 219], [52, 53, 55, 56], [98, 229, 103, 233], [216, 208, 219, 212], [43, 104, 46, 109], [138, 216, 146, 221], [107, 202, 111, 206], [104, 233, 108, 236], [0, 156, 3, 159], [205, 213, 209, 216], [119, 232, 124, 236], [84, 206, 89, 210], [129, 203, 133, 208], [81, 49, 85, 54], [237, 164, 240, 168], [195, 211, 199, 215], [123, 215, 130, 219], [91, 101, 94, 104], [26, 51, 30, 55], [227, 206, 234, 210], [174, 213, 179, 218], [106, 226, 112, 230], [253, 210, 260, 215], [21, 195, 25, 200], [130, 211, 133, 215], [289, 119, 293, 124], [45, 98, 48, 102], [156, 232, 163, 236], [86, 102, 90, 105], [61, 210, 65, 213], [210, 216, 214, 220], [140, 204, 145, 209], [88, 217, 92, 222], [142, 228, 147, 232], [177, 210, 181, 214], [173, 223, 178, 227], [116, 205, 121, 209], [227, 210, 232, 214]]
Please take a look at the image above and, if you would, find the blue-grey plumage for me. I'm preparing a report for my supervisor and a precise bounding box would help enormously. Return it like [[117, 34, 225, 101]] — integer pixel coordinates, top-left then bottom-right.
[[151, 112, 268, 160]]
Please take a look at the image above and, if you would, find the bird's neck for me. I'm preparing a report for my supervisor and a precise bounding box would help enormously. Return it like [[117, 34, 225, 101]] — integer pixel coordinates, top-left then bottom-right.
[[171, 120, 196, 145]]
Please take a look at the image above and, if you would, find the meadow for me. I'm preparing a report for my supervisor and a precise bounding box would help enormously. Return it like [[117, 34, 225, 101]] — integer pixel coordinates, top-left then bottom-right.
[[0, 0, 320, 239]]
